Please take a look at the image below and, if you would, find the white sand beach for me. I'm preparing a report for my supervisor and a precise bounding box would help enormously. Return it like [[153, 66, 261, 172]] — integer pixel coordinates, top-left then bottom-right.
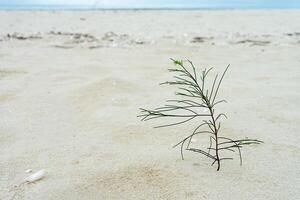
[[1, 10, 300, 199]]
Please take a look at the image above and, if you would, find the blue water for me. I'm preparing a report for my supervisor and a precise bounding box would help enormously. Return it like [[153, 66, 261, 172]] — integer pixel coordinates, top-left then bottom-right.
[[1, 0, 300, 10]]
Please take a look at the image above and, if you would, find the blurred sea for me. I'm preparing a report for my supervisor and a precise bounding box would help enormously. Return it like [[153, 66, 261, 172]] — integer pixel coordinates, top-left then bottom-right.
[[0, 0, 300, 10]]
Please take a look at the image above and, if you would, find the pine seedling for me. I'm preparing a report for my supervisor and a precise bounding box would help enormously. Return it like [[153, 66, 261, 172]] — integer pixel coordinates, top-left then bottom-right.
[[138, 59, 263, 171]]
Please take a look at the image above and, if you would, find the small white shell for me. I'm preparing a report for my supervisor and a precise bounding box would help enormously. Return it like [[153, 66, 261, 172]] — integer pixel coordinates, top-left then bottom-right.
[[25, 169, 45, 183], [25, 169, 32, 173], [191, 138, 197, 143]]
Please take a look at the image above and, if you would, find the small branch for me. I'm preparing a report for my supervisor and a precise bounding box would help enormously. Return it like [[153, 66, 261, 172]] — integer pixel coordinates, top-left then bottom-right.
[[154, 116, 196, 128], [212, 64, 230, 104], [186, 148, 216, 160], [138, 59, 263, 171]]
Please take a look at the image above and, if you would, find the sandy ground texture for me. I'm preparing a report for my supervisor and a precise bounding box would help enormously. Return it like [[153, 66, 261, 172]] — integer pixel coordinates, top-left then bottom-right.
[[1, 10, 300, 200]]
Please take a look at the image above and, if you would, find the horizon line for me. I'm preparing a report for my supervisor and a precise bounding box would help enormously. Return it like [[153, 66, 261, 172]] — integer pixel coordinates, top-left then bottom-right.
[[0, 5, 300, 10]]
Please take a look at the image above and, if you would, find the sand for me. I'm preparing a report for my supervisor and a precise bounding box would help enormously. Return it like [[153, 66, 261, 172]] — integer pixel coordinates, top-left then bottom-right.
[[0, 10, 300, 200]]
